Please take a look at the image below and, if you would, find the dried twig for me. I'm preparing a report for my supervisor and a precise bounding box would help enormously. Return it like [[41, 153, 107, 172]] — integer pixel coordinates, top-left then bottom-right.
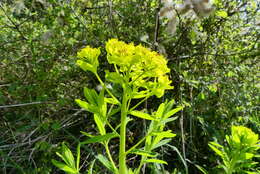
[[0, 101, 55, 109]]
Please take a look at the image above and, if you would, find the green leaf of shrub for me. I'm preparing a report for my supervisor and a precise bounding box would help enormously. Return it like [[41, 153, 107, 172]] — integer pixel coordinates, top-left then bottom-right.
[[76, 144, 80, 171], [209, 143, 224, 158], [152, 131, 176, 138], [94, 114, 106, 135], [96, 154, 114, 172], [144, 158, 168, 165], [105, 71, 124, 84], [130, 110, 156, 120], [216, 10, 228, 18], [81, 133, 117, 145], [105, 97, 119, 105], [155, 103, 165, 118], [152, 139, 172, 150], [75, 99, 98, 113], [52, 160, 78, 174], [61, 143, 75, 168], [76, 60, 96, 73], [130, 149, 157, 157], [195, 164, 208, 174], [84, 87, 98, 105], [164, 106, 183, 119], [87, 159, 96, 174]]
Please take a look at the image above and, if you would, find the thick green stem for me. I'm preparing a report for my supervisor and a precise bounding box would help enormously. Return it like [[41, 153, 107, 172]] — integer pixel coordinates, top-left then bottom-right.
[[119, 91, 128, 174]]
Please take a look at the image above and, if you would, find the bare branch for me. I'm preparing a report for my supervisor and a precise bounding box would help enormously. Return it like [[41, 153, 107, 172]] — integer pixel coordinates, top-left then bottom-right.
[[0, 101, 55, 109]]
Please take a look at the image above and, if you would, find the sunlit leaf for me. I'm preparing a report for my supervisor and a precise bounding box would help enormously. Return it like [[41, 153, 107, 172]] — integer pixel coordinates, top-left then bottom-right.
[[130, 149, 157, 157], [216, 10, 228, 18], [152, 139, 172, 150], [130, 110, 156, 120], [84, 87, 98, 105], [52, 160, 78, 174], [144, 158, 168, 165], [155, 103, 165, 118], [163, 106, 183, 119], [61, 143, 75, 168], [94, 114, 106, 135], [76, 144, 80, 170], [96, 154, 114, 172], [81, 133, 117, 145], [76, 60, 96, 73]]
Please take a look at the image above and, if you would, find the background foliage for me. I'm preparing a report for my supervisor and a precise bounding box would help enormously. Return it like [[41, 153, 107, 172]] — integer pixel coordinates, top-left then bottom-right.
[[0, 0, 259, 173]]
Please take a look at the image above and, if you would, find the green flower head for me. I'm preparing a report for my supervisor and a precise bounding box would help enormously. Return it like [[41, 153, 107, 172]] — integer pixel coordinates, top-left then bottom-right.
[[77, 46, 100, 65], [77, 46, 101, 73], [227, 125, 259, 150]]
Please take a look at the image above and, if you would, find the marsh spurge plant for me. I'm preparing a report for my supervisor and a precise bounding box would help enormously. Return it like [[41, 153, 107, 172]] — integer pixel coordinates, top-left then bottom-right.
[[52, 39, 183, 174], [209, 125, 260, 174]]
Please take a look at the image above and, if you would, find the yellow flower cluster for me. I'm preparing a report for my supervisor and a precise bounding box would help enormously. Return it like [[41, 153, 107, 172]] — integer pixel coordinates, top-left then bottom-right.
[[106, 39, 173, 97], [76, 39, 173, 98], [77, 46, 100, 73]]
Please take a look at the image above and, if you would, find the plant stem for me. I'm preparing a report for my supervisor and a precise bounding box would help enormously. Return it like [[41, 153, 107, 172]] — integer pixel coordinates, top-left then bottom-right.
[[105, 142, 118, 174], [119, 91, 128, 174]]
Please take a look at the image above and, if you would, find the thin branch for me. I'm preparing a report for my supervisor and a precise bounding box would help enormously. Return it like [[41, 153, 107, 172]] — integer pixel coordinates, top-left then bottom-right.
[[0, 4, 28, 40], [0, 135, 49, 149], [0, 101, 55, 109]]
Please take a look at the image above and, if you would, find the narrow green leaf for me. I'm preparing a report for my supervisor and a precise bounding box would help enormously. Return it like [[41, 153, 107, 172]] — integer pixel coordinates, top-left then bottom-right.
[[98, 89, 105, 108], [209, 141, 223, 148], [166, 144, 188, 174], [75, 99, 98, 113], [161, 116, 178, 124], [80, 131, 93, 138], [76, 144, 80, 171], [164, 106, 183, 119], [132, 91, 148, 99], [152, 130, 176, 138], [101, 99, 107, 119], [94, 114, 106, 135], [84, 87, 98, 105], [87, 159, 96, 174], [209, 143, 224, 157], [195, 164, 208, 174], [155, 103, 165, 118], [164, 99, 175, 113], [76, 60, 95, 73], [81, 133, 117, 145], [144, 158, 168, 165], [75, 99, 90, 110], [130, 110, 156, 120], [105, 97, 119, 105], [130, 149, 157, 157], [105, 71, 124, 84], [56, 152, 68, 167], [52, 160, 78, 174], [244, 153, 254, 160], [62, 143, 75, 168], [96, 154, 114, 172], [152, 139, 172, 150]]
